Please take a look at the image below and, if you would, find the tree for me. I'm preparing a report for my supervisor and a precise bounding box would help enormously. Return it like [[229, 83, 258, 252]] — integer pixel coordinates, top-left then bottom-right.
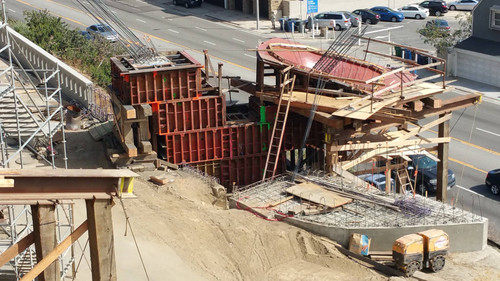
[[418, 13, 472, 55]]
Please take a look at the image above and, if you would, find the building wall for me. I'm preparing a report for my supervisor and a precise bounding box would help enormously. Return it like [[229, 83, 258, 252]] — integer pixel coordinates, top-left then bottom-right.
[[472, 0, 500, 43], [449, 48, 500, 87]]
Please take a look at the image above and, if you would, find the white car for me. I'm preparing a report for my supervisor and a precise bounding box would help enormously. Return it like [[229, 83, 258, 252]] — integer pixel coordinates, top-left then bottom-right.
[[398, 5, 429, 19], [448, 0, 479, 11]]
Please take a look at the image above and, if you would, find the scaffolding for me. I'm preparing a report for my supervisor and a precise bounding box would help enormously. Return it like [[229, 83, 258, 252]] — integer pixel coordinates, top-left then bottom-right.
[[0, 1, 73, 279], [0, 3, 67, 169]]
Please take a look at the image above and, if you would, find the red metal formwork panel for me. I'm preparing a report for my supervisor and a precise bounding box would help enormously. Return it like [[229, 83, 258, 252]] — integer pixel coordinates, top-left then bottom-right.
[[152, 96, 226, 134], [157, 128, 226, 164], [223, 123, 271, 159], [219, 153, 285, 192], [110, 53, 203, 105]]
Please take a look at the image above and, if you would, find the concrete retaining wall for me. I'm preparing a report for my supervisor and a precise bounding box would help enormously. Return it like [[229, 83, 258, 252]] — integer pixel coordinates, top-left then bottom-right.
[[283, 216, 488, 253], [230, 199, 488, 253], [0, 25, 93, 107]]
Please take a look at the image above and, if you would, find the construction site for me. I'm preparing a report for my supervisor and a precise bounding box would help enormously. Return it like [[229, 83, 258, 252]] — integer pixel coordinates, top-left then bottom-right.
[[0, 0, 498, 280]]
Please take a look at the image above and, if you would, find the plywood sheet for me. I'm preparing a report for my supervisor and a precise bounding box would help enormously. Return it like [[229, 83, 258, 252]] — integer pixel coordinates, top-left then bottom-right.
[[286, 182, 352, 208]]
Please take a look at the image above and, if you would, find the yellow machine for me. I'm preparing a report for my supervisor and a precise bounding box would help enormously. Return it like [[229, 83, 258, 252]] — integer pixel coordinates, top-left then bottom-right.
[[392, 229, 449, 277]]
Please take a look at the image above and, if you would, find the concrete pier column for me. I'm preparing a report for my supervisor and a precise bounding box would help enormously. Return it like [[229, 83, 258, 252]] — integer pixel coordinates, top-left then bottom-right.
[[437, 112, 450, 202]]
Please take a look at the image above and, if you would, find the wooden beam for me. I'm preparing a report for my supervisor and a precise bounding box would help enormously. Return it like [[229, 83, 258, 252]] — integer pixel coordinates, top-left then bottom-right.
[[0, 232, 34, 268], [341, 115, 451, 170], [122, 105, 136, 119], [20, 221, 88, 281], [422, 97, 442, 108], [31, 205, 59, 281], [437, 113, 450, 202], [86, 199, 117, 281], [330, 137, 450, 152]]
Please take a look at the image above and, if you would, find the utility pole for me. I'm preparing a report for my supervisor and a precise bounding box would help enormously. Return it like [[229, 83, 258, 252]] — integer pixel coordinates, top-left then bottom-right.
[[256, 0, 260, 30]]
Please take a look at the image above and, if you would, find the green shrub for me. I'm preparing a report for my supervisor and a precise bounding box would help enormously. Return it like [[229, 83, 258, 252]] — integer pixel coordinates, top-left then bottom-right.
[[10, 10, 124, 87]]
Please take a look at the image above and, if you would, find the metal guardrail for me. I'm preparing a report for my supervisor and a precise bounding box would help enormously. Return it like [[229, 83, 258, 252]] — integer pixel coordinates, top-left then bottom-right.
[[0, 25, 93, 107]]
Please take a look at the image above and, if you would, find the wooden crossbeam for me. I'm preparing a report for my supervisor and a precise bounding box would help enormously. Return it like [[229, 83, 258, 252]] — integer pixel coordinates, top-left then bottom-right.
[[20, 220, 88, 281], [341, 114, 451, 170], [330, 137, 450, 152], [0, 232, 34, 268]]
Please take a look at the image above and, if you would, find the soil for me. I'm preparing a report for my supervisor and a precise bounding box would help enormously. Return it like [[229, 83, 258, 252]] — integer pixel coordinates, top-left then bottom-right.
[[58, 131, 500, 281]]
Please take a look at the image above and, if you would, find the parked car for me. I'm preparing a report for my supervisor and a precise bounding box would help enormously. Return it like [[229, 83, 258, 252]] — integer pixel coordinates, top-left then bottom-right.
[[448, 0, 479, 11], [341, 11, 361, 27], [86, 24, 119, 42], [79, 30, 92, 40], [398, 4, 430, 19], [407, 154, 456, 194], [352, 9, 380, 24], [173, 0, 202, 8], [370, 6, 405, 22], [307, 11, 352, 31], [358, 173, 395, 192], [419, 1, 449, 16], [422, 19, 451, 35], [486, 169, 500, 195]]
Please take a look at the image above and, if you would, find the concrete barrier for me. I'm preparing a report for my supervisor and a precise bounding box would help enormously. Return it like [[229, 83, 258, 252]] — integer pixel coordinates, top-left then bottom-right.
[[0, 25, 93, 107]]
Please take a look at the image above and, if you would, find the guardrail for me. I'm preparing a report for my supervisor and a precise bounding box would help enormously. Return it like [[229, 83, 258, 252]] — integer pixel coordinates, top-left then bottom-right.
[[0, 25, 93, 107]]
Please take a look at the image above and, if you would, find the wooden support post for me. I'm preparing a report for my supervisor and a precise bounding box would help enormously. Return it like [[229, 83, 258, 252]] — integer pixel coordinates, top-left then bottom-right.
[[218, 63, 223, 96], [135, 104, 152, 154], [437, 113, 450, 202], [256, 59, 264, 92], [385, 160, 391, 194], [31, 204, 60, 281], [86, 199, 117, 281]]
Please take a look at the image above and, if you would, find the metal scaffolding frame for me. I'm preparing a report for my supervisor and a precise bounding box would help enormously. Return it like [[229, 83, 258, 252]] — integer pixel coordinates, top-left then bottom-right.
[[0, 204, 75, 280], [0, 1, 68, 169]]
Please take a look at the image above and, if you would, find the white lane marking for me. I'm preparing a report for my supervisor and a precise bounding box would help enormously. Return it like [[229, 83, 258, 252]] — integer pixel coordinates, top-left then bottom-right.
[[167, 18, 173, 21], [136, 19, 146, 23], [476, 127, 500, 137], [203, 40, 216, 46], [456, 185, 485, 197], [112, 10, 116, 14], [168, 29, 179, 34], [232, 38, 245, 43], [365, 25, 404, 34], [8, 9, 16, 13], [195, 26, 207, 31], [244, 54, 256, 59]]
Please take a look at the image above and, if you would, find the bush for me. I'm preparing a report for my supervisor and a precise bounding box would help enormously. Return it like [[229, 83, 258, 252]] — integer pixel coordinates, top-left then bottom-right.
[[418, 13, 472, 55], [10, 10, 124, 87]]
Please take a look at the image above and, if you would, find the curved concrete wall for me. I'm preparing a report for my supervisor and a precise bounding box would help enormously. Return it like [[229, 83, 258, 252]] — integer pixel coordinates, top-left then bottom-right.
[[282, 216, 488, 253]]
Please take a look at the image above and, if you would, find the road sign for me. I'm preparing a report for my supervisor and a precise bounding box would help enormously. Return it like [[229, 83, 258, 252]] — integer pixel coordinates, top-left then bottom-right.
[[307, 0, 318, 14]]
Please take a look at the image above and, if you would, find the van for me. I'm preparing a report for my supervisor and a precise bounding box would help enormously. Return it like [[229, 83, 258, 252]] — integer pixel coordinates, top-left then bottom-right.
[[307, 11, 352, 31]]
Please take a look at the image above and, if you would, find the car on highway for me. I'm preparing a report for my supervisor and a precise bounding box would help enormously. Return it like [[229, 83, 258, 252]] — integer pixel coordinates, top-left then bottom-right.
[[448, 0, 479, 11], [352, 9, 380, 24], [173, 0, 202, 8], [486, 169, 500, 195], [419, 1, 449, 16], [370, 6, 405, 22], [307, 11, 352, 31], [358, 173, 395, 192], [86, 24, 119, 42], [398, 4, 430, 19], [79, 30, 92, 40], [407, 154, 456, 194], [342, 11, 362, 27]]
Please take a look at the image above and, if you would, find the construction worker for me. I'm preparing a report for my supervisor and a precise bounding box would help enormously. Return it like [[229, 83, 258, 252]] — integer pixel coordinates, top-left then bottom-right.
[[271, 10, 277, 30]]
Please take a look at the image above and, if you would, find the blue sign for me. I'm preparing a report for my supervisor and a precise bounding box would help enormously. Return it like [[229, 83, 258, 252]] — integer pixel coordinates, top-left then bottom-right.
[[307, 0, 318, 14]]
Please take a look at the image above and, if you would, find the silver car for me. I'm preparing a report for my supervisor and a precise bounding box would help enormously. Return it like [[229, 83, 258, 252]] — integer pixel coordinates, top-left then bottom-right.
[[448, 0, 479, 11], [308, 11, 352, 31], [341, 11, 362, 27]]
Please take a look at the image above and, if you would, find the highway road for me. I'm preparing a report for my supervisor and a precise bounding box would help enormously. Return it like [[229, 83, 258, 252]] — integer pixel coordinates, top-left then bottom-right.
[[7, 0, 500, 239]]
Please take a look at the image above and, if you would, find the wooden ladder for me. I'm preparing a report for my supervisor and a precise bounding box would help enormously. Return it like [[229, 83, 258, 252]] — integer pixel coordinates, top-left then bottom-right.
[[262, 70, 296, 181], [396, 167, 414, 194]]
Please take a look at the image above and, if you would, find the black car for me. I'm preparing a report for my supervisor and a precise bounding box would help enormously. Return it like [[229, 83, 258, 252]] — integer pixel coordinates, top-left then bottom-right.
[[419, 1, 449, 16], [173, 0, 202, 8], [486, 169, 500, 195], [407, 154, 456, 194], [352, 9, 380, 25]]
